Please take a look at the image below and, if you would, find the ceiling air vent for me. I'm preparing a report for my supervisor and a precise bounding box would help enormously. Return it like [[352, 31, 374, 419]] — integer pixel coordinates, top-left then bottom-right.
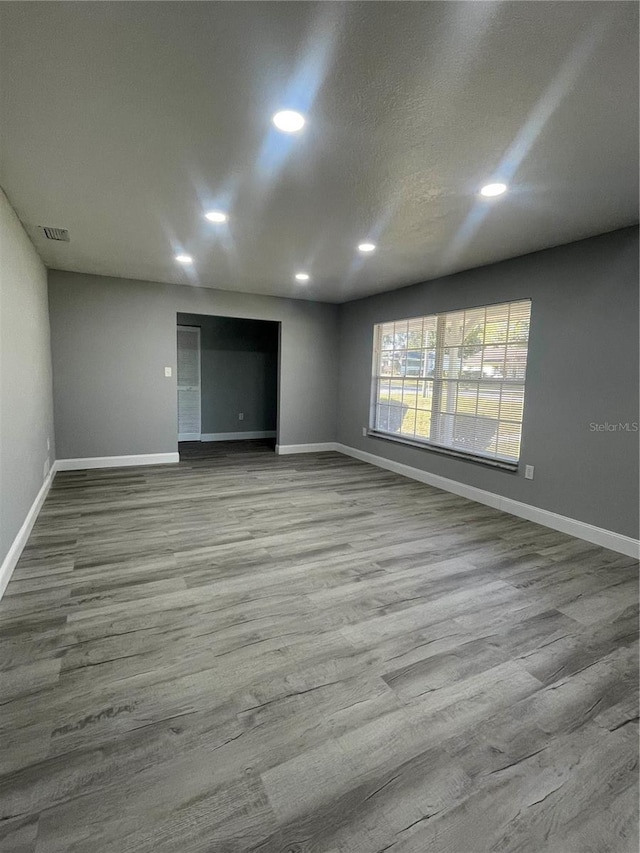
[[39, 226, 70, 242]]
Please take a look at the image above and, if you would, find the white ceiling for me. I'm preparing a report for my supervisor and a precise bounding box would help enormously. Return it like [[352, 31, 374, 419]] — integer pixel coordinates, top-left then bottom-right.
[[1, 1, 637, 303]]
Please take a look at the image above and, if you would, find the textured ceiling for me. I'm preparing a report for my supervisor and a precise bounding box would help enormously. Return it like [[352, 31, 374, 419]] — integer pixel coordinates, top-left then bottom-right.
[[0, 1, 638, 303]]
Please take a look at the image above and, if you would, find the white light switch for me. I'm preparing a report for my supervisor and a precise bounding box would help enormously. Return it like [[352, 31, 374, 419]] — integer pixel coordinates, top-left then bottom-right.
[[525, 465, 534, 480], [362, 426, 368, 436], [164, 367, 172, 377], [238, 413, 244, 421]]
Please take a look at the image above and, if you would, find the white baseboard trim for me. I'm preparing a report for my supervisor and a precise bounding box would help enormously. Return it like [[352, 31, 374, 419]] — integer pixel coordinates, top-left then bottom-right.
[[178, 433, 201, 442], [200, 431, 276, 442], [0, 462, 59, 601], [335, 443, 640, 559], [276, 442, 339, 455], [56, 453, 180, 471]]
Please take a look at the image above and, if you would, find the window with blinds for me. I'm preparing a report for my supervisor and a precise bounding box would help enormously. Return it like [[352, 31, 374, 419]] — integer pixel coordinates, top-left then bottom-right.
[[370, 299, 531, 466]]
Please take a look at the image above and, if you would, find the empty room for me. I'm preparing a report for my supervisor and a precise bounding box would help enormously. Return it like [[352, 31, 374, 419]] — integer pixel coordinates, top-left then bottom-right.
[[0, 2, 638, 851]]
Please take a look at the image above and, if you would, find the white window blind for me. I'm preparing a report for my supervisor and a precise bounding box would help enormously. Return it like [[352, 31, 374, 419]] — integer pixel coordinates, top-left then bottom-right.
[[370, 299, 531, 465]]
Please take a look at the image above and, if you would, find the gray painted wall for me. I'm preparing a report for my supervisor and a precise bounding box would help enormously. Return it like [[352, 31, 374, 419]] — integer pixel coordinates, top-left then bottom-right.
[[338, 227, 639, 539], [47, 228, 638, 540], [48, 271, 338, 457], [0, 188, 55, 566], [177, 313, 278, 436]]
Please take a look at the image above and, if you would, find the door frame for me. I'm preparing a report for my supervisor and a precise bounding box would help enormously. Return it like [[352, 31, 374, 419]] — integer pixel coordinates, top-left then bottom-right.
[[174, 314, 281, 452]]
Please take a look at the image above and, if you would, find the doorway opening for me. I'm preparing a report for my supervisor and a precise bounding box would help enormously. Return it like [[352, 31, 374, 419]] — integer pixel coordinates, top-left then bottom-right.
[[176, 313, 280, 459]]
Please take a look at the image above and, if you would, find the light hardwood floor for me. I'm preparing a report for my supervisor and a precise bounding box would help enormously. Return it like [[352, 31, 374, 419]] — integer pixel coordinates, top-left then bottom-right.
[[1, 441, 638, 853]]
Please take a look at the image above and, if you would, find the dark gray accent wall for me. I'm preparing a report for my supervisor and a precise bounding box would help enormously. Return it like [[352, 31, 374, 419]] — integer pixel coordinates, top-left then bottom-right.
[[177, 313, 278, 435], [0, 188, 55, 568], [48, 272, 338, 457], [338, 227, 639, 539]]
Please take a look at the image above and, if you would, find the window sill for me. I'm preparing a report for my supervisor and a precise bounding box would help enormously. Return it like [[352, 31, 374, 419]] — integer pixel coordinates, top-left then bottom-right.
[[366, 429, 519, 472]]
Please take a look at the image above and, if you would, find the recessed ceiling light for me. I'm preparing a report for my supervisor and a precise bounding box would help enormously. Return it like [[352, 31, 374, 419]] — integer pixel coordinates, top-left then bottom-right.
[[204, 210, 228, 223], [295, 272, 310, 282], [175, 254, 193, 264], [358, 242, 376, 253], [273, 110, 306, 133], [479, 182, 507, 198]]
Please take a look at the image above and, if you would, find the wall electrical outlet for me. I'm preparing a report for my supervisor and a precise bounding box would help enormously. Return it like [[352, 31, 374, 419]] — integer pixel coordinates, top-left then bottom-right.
[[362, 426, 368, 437], [238, 412, 244, 421], [164, 367, 172, 377], [525, 465, 534, 480]]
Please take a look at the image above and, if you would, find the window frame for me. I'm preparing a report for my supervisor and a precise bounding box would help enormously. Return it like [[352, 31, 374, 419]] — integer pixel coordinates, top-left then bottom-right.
[[368, 299, 532, 471]]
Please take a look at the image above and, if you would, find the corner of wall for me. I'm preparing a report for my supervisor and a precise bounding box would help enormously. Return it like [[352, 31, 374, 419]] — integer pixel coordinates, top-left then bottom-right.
[[0, 187, 56, 593]]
